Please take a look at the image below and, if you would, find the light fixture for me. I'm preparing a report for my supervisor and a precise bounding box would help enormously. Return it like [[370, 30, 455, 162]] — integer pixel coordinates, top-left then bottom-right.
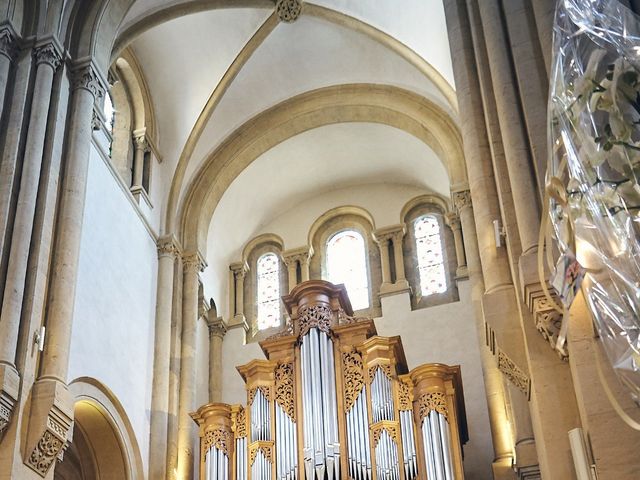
[[34, 326, 45, 352], [493, 219, 506, 248]]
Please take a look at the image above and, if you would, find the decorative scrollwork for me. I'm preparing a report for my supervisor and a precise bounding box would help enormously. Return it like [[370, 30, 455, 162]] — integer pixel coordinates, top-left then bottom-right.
[[497, 349, 530, 396], [337, 308, 370, 325], [203, 428, 231, 455], [26, 430, 64, 476], [275, 362, 295, 421], [248, 386, 271, 406], [249, 443, 273, 465], [367, 364, 392, 384], [397, 377, 413, 411], [342, 350, 365, 412], [372, 424, 399, 447], [235, 407, 247, 438], [298, 304, 332, 336], [418, 392, 448, 421]]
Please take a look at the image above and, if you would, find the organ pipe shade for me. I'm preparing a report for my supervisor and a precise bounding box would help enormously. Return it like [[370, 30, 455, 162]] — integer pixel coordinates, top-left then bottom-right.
[[193, 280, 468, 480]]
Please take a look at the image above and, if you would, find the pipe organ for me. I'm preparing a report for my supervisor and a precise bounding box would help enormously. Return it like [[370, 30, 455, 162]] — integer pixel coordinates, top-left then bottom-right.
[[192, 281, 468, 480]]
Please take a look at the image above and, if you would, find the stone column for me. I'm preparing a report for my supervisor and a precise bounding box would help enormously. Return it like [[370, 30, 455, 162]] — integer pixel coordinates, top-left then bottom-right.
[[445, 212, 467, 278], [131, 128, 148, 191], [230, 261, 247, 322], [477, 0, 541, 255], [0, 24, 18, 124], [300, 255, 310, 282], [282, 255, 298, 292], [206, 315, 226, 402], [0, 40, 62, 430], [374, 224, 410, 296], [39, 61, 105, 382], [176, 252, 206, 480], [149, 235, 180, 480], [25, 60, 105, 478]]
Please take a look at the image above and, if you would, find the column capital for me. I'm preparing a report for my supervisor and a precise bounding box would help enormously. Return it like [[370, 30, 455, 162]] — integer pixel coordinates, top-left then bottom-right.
[[70, 61, 106, 99], [373, 224, 406, 244], [0, 23, 19, 62], [452, 189, 472, 213], [157, 234, 181, 259], [281, 246, 312, 266], [207, 316, 227, 339], [33, 39, 62, 70], [444, 211, 461, 229], [133, 128, 150, 152], [183, 251, 207, 273], [229, 261, 249, 279]]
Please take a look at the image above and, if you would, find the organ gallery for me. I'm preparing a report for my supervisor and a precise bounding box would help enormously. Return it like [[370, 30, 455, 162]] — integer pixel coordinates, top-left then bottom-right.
[[192, 281, 468, 480]]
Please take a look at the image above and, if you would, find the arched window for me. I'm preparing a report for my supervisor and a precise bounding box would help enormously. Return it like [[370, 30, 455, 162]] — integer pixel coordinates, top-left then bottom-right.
[[256, 253, 281, 330], [103, 92, 115, 135], [326, 230, 369, 310], [414, 215, 447, 296]]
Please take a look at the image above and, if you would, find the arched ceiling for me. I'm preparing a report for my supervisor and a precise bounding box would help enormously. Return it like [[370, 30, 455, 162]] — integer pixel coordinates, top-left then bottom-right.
[[114, 1, 459, 255]]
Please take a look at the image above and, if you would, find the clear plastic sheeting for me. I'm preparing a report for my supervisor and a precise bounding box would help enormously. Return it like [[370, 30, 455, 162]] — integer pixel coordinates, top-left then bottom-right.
[[547, 0, 640, 402]]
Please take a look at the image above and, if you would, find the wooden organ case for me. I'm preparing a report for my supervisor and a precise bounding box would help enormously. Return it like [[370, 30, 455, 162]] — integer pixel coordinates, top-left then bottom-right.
[[192, 281, 469, 480]]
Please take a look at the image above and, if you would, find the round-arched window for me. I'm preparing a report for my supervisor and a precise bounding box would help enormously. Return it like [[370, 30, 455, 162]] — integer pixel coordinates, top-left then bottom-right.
[[326, 230, 369, 310], [414, 215, 447, 296], [256, 252, 281, 330]]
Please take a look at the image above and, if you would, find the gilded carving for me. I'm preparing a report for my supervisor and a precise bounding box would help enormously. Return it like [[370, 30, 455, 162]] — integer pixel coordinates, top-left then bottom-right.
[[234, 407, 247, 438], [26, 430, 64, 477], [248, 385, 271, 406], [249, 443, 273, 465], [397, 377, 413, 411], [336, 308, 369, 325], [417, 392, 448, 421], [497, 349, 530, 396], [203, 428, 231, 455], [275, 363, 295, 421], [298, 304, 332, 336], [372, 424, 399, 448], [367, 364, 392, 384], [275, 0, 302, 23], [342, 350, 365, 412]]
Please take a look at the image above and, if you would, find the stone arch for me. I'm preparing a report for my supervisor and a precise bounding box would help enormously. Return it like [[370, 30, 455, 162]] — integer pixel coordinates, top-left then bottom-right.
[[178, 84, 466, 254], [54, 377, 144, 480], [400, 194, 452, 223], [241, 233, 285, 265]]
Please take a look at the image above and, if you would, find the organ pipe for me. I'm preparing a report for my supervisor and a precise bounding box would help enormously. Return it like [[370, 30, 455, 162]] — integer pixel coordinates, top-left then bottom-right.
[[193, 281, 468, 480]]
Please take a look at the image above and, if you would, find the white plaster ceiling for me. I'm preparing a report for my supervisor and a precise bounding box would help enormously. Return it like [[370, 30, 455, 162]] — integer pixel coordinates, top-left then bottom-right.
[[202, 122, 447, 315], [130, 7, 271, 172]]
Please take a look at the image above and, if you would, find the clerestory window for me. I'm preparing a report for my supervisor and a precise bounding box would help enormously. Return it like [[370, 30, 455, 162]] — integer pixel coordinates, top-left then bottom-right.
[[326, 230, 369, 310], [256, 252, 281, 330], [414, 215, 447, 296]]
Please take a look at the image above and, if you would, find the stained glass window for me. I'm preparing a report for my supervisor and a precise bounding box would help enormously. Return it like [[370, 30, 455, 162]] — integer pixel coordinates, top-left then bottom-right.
[[326, 230, 369, 310], [256, 253, 281, 330], [414, 215, 447, 296]]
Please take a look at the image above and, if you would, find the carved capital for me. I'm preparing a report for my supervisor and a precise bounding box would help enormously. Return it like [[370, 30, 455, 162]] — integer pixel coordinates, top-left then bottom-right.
[[33, 42, 62, 70], [452, 189, 472, 213], [71, 63, 105, 99], [157, 235, 180, 259], [0, 364, 20, 437], [444, 212, 461, 230], [230, 261, 248, 279], [281, 246, 312, 267], [275, 0, 303, 22], [183, 252, 206, 273], [133, 130, 150, 152], [0, 25, 19, 62], [497, 349, 530, 397], [373, 224, 405, 245], [207, 316, 227, 339]]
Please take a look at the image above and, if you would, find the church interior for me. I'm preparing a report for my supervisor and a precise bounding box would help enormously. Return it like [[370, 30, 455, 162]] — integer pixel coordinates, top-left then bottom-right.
[[0, 1, 640, 479]]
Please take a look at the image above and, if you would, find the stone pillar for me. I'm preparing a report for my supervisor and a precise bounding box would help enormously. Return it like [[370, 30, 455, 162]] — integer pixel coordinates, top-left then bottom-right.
[[445, 211, 467, 278], [176, 252, 206, 480], [477, 0, 541, 255], [374, 224, 410, 296], [149, 235, 180, 480], [282, 247, 311, 292], [206, 315, 226, 402], [230, 261, 247, 322], [300, 255, 310, 282], [131, 128, 148, 191], [0, 24, 18, 123], [0, 40, 62, 433], [25, 60, 105, 478], [282, 255, 298, 292]]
